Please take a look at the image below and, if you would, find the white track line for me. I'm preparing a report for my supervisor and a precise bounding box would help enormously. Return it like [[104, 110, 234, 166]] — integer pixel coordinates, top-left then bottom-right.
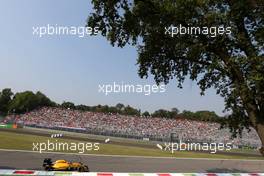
[[0, 148, 263, 162]]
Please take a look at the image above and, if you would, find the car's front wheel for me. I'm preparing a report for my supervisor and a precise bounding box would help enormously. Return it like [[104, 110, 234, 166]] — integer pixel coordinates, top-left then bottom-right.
[[44, 166, 53, 171]]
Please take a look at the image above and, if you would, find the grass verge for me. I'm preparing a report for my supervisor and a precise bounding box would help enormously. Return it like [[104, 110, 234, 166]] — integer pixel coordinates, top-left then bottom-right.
[[0, 130, 263, 160]]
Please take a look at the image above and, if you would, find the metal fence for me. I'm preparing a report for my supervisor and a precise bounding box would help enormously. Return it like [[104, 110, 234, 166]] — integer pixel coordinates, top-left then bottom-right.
[[24, 124, 170, 142]]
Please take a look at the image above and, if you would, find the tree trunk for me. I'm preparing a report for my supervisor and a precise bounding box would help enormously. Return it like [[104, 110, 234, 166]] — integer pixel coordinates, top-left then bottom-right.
[[246, 108, 264, 156], [256, 124, 264, 156]]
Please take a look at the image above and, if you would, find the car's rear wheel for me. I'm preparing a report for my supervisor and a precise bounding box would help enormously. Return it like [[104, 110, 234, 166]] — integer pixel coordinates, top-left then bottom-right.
[[84, 166, 89, 172], [78, 167, 84, 172]]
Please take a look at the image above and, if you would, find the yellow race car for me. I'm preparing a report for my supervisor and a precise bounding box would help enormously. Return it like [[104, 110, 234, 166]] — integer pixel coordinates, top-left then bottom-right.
[[43, 158, 89, 172]]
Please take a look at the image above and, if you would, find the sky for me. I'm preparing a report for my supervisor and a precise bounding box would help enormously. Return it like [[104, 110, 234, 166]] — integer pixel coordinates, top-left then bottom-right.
[[0, 0, 226, 115]]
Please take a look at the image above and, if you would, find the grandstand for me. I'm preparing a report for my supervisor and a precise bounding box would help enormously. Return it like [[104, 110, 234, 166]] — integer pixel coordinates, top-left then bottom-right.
[[3, 107, 262, 149]]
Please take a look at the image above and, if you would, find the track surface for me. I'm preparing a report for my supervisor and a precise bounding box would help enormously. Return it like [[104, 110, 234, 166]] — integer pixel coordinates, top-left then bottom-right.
[[0, 150, 264, 173]]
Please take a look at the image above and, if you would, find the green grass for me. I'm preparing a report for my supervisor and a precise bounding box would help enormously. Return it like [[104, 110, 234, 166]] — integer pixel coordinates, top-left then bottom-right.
[[229, 148, 260, 155], [0, 130, 263, 160]]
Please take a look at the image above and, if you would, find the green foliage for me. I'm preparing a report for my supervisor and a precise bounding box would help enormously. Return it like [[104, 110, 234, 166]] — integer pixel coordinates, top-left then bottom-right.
[[116, 103, 125, 111], [75, 104, 91, 111], [123, 105, 141, 116], [152, 109, 169, 118], [61, 102, 140, 116], [0, 88, 13, 114], [181, 110, 219, 121], [194, 111, 219, 121], [152, 108, 178, 118], [8, 91, 55, 113], [142, 111, 150, 117], [61, 101, 75, 109], [87, 0, 264, 146], [0, 88, 221, 121]]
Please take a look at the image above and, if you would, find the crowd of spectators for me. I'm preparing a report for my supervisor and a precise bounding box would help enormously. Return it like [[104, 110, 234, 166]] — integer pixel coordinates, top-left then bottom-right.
[[4, 107, 261, 148]]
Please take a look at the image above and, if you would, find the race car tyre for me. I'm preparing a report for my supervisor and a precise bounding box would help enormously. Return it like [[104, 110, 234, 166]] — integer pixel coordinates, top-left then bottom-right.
[[44, 166, 53, 171], [78, 167, 85, 172], [84, 166, 89, 172]]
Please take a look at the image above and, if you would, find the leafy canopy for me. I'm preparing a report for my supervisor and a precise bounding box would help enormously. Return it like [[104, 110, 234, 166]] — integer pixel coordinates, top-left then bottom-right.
[[87, 0, 264, 135]]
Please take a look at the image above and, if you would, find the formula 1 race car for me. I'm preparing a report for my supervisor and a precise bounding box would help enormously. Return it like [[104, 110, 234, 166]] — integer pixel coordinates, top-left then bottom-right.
[[43, 158, 89, 172]]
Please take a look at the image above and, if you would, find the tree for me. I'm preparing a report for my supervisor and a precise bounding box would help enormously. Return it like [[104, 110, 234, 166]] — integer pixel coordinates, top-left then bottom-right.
[[194, 110, 219, 121], [8, 91, 55, 113], [88, 0, 264, 155], [101, 105, 110, 112], [171, 107, 179, 115], [181, 110, 195, 120], [116, 103, 125, 112], [108, 106, 118, 113], [61, 101, 75, 109], [35, 91, 56, 107], [0, 88, 13, 114], [142, 111, 150, 117], [152, 109, 171, 118], [123, 105, 141, 116], [9, 91, 39, 113], [76, 104, 91, 111]]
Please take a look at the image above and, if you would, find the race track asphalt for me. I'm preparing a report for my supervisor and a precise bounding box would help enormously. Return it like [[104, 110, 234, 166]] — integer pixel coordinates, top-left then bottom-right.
[[0, 150, 264, 173]]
